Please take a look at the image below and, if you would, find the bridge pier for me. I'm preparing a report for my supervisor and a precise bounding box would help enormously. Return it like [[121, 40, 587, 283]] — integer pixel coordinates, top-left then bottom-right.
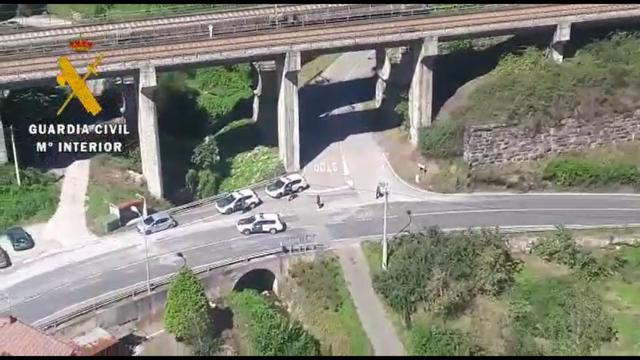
[[408, 37, 438, 147], [375, 47, 391, 109], [137, 64, 164, 199], [551, 22, 572, 64], [276, 51, 301, 172], [252, 61, 279, 146]]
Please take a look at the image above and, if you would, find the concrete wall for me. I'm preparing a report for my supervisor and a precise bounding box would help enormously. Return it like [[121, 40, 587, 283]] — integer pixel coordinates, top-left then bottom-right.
[[463, 109, 640, 168]]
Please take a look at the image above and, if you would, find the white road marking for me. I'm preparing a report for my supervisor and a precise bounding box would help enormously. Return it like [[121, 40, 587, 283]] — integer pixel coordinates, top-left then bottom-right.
[[326, 208, 640, 225]]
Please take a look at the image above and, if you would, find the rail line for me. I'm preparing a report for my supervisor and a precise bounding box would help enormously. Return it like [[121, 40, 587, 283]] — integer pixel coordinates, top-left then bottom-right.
[[0, 3, 637, 79], [0, 4, 454, 60]]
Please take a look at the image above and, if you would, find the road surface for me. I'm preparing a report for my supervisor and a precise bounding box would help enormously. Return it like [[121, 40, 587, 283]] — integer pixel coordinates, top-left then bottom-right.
[[1, 192, 639, 324]]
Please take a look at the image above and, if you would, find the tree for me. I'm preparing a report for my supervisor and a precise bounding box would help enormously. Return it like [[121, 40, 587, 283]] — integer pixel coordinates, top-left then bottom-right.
[[164, 267, 212, 342], [373, 227, 521, 323]]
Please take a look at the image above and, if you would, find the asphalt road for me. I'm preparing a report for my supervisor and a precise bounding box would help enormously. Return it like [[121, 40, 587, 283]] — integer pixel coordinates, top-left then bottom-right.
[[1, 192, 639, 324]]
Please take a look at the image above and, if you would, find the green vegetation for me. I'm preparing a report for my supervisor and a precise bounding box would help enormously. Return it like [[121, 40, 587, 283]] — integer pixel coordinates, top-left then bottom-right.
[[454, 32, 640, 130], [509, 276, 615, 355], [186, 65, 254, 124], [227, 290, 321, 356], [409, 325, 474, 355], [46, 4, 241, 22], [164, 267, 218, 355], [400, 32, 640, 193], [283, 256, 372, 355], [218, 146, 283, 193], [543, 157, 640, 188], [372, 227, 521, 325], [154, 64, 282, 202], [531, 226, 625, 281], [0, 165, 59, 229], [362, 226, 640, 355], [418, 121, 465, 159], [86, 155, 170, 235]]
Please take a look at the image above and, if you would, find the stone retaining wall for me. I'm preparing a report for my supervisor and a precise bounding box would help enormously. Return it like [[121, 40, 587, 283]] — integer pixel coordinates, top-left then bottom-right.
[[463, 110, 640, 168]]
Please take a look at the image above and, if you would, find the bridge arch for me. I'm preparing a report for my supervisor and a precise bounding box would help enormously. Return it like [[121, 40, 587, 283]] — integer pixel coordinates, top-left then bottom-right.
[[232, 268, 278, 295]]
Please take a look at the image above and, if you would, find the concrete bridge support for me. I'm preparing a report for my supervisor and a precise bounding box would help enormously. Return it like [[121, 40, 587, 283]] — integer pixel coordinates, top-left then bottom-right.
[[551, 22, 572, 64], [375, 47, 392, 109], [408, 37, 438, 146], [0, 113, 7, 165], [276, 51, 301, 172], [137, 65, 164, 199]]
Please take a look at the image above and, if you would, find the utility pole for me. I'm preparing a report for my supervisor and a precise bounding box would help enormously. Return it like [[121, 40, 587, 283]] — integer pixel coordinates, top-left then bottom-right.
[[135, 193, 150, 294], [9, 125, 20, 186], [381, 182, 389, 270]]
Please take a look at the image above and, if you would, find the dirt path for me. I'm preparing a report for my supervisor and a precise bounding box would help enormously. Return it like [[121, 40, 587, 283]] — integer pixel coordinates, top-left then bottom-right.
[[43, 159, 96, 247], [336, 244, 405, 356]]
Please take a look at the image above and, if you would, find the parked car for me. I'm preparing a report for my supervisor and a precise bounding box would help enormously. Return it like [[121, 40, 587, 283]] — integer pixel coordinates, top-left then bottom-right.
[[215, 189, 262, 215], [236, 213, 286, 235], [136, 213, 177, 235], [0, 246, 11, 269], [3, 227, 35, 251], [265, 174, 309, 198]]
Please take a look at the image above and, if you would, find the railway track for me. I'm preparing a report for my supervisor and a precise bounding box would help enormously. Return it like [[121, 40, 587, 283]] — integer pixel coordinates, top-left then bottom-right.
[[0, 3, 638, 80], [0, 4, 516, 61], [0, 4, 385, 48]]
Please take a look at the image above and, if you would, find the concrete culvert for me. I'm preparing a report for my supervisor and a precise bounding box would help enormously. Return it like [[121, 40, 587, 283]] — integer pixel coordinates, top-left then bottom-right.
[[232, 268, 277, 294]]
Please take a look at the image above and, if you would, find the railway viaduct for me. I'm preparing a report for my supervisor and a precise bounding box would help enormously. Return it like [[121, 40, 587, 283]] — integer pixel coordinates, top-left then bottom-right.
[[0, 4, 639, 199]]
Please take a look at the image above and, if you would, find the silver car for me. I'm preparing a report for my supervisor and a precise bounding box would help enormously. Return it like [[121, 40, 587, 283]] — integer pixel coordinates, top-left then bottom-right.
[[136, 213, 177, 235]]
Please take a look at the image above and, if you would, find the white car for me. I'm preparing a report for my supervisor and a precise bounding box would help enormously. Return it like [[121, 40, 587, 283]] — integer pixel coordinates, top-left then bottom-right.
[[215, 189, 262, 215], [236, 213, 286, 235], [265, 174, 309, 198]]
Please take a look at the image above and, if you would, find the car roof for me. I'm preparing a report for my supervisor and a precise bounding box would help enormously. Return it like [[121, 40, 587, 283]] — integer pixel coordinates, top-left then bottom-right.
[[150, 212, 171, 220], [235, 189, 256, 197], [256, 213, 279, 221], [283, 174, 304, 182]]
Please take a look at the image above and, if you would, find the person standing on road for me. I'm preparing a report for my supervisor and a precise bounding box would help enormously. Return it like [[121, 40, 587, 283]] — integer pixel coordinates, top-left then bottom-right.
[[316, 194, 324, 209]]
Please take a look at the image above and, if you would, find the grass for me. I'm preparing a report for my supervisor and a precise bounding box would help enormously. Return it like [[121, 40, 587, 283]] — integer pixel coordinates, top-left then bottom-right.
[[299, 54, 341, 86], [281, 255, 372, 355], [85, 154, 171, 236], [0, 165, 60, 229]]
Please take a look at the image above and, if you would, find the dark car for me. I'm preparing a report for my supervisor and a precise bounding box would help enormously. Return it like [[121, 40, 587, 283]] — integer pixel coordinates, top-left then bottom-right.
[[0, 246, 10, 269], [4, 227, 35, 251]]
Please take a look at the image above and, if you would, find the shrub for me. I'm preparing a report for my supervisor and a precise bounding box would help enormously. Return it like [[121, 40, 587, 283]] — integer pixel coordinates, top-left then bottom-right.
[[409, 325, 474, 355], [532, 226, 624, 281], [228, 290, 320, 356], [509, 277, 615, 355], [452, 32, 640, 129], [164, 267, 211, 342], [542, 157, 640, 187], [418, 121, 464, 158], [218, 146, 284, 193]]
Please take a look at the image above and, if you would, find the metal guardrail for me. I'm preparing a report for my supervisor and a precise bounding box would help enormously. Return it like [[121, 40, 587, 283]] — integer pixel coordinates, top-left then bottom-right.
[[31, 247, 283, 331], [31, 241, 327, 331], [167, 176, 279, 216]]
